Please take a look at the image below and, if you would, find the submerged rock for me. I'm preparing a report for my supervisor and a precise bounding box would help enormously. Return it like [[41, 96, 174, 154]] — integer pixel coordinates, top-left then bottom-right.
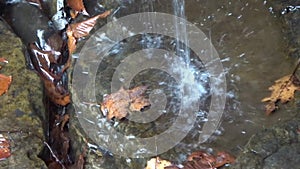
[[231, 115, 300, 169], [0, 19, 46, 168]]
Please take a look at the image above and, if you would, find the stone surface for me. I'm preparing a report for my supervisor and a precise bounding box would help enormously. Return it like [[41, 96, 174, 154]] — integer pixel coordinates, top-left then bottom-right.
[[231, 115, 300, 169], [0, 19, 47, 168]]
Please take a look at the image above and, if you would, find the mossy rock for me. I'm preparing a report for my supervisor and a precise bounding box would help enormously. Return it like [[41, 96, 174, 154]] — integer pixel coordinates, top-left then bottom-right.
[[0, 19, 47, 168]]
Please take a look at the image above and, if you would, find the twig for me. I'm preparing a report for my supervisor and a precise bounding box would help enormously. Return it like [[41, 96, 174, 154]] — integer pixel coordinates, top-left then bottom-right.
[[292, 58, 300, 75]]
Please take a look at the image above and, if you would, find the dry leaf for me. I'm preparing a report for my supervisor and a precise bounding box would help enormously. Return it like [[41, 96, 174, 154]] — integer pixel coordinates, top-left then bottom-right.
[[145, 157, 172, 169], [0, 58, 12, 96], [262, 74, 300, 115], [0, 134, 11, 160], [100, 86, 151, 120], [67, 0, 89, 16]]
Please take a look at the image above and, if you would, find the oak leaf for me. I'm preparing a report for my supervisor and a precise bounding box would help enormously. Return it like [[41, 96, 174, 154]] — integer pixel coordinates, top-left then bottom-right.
[[0, 58, 12, 96], [100, 86, 151, 120], [262, 74, 300, 115]]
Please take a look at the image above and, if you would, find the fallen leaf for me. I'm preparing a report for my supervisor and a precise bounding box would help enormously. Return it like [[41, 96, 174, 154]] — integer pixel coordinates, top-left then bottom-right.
[[0, 134, 11, 160], [44, 80, 70, 106], [0, 58, 12, 96], [145, 157, 172, 169], [68, 10, 111, 39], [66, 10, 111, 57], [67, 0, 89, 16], [184, 151, 235, 169], [100, 86, 151, 120], [66, 27, 77, 55], [0, 74, 12, 96], [262, 74, 300, 115]]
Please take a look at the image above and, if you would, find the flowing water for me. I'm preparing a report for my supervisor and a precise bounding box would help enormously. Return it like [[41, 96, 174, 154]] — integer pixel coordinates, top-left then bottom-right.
[[87, 0, 298, 168], [3, 0, 297, 168]]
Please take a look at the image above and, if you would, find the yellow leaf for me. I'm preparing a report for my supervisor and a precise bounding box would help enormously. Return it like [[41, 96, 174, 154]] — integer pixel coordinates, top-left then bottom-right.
[[262, 74, 300, 115]]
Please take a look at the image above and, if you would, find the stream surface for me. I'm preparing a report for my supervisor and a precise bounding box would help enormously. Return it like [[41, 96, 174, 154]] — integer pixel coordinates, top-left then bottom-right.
[[87, 0, 298, 168]]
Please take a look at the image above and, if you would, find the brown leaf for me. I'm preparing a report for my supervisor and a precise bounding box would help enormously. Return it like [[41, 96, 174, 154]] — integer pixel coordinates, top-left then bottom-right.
[[68, 10, 111, 39], [67, 0, 89, 16], [100, 86, 151, 120], [0, 134, 11, 160], [29, 43, 61, 81], [262, 74, 300, 115], [145, 157, 172, 169], [184, 151, 235, 169], [66, 27, 77, 55], [44, 80, 70, 106]]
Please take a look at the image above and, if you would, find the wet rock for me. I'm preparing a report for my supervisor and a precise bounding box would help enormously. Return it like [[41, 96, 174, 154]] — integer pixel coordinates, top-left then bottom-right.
[[231, 115, 300, 169], [2, 2, 53, 45], [0, 19, 46, 168], [267, 1, 300, 58]]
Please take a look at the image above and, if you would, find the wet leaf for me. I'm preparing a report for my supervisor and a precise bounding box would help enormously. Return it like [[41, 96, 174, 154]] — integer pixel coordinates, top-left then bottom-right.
[[68, 10, 111, 39], [145, 157, 172, 169], [0, 58, 12, 96], [100, 86, 151, 120], [66, 27, 77, 55], [262, 74, 300, 115], [67, 0, 89, 16], [184, 151, 235, 169], [44, 80, 70, 106], [66, 10, 111, 56], [0, 134, 11, 160]]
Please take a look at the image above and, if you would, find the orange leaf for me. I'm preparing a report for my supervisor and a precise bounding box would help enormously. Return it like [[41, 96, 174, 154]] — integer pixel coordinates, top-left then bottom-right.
[[262, 74, 300, 115], [67, 0, 89, 15], [0, 58, 12, 96], [100, 86, 150, 120], [0, 74, 12, 96]]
